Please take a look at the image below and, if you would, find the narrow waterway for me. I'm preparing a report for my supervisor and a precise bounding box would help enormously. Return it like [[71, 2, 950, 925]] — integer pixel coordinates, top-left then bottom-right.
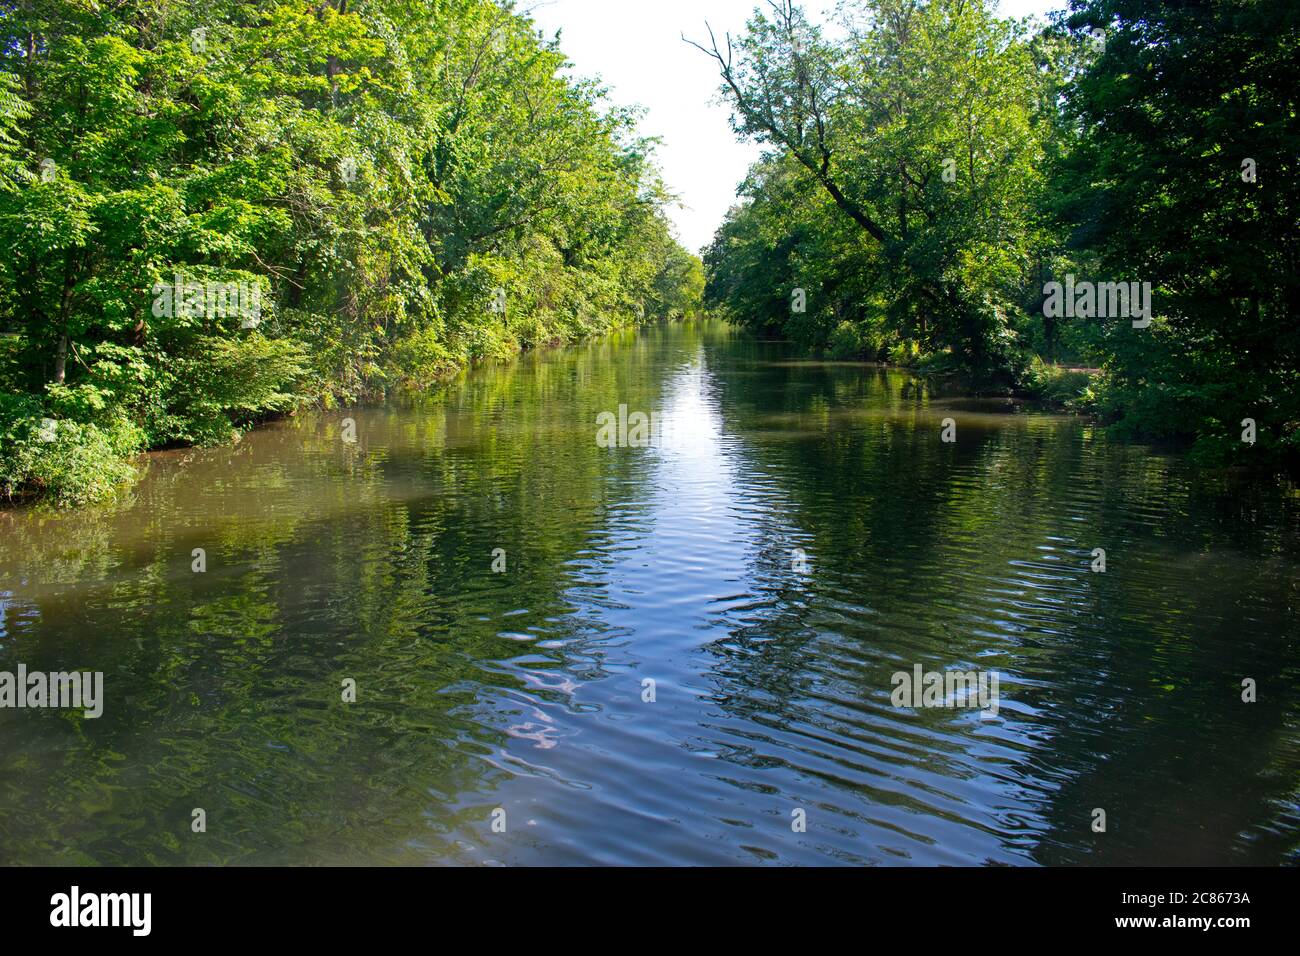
[[1, 319, 1297, 865]]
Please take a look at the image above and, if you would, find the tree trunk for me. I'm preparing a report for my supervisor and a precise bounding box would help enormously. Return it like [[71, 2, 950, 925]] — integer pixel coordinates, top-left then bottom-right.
[[53, 252, 76, 384], [53, 331, 67, 384]]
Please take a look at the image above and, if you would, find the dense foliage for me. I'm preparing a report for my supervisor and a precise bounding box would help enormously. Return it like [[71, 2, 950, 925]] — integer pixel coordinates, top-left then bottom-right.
[[0, 0, 703, 505], [699, 0, 1298, 468], [1055, 0, 1298, 464]]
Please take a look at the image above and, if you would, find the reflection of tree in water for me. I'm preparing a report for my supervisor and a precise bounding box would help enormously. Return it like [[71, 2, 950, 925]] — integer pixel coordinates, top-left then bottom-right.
[[0, 324, 688, 864], [698, 336, 1300, 864], [1, 321, 1295, 864]]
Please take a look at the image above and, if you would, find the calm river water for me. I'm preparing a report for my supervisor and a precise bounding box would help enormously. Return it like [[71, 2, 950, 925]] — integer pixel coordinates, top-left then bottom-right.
[[1, 319, 1297, 865]]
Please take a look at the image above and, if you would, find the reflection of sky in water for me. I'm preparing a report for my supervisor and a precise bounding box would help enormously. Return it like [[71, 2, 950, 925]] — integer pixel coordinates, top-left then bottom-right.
[[0, 321, 1296, 866]]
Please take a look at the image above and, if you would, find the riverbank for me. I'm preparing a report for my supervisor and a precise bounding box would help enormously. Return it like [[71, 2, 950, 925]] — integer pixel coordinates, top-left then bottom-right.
[[700, 1, 1296, 477], [0, 316, 700, 510], [0, 0, 706, 510]]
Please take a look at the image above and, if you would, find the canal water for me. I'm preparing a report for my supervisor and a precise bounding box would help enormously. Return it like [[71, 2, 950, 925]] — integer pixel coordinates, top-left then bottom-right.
[[1, 319, 1296, 864]]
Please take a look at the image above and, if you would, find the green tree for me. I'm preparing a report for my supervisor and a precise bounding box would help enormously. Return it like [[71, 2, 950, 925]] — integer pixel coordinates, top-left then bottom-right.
[[694, 0, 1055, 378], [1053, 0, 1300, 467]]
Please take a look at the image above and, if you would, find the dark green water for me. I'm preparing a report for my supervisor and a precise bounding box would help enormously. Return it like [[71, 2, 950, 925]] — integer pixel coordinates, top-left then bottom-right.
[[1, 319, 1297, 865]]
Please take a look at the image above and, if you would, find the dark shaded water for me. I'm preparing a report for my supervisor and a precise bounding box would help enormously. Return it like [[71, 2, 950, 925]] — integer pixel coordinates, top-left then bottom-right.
[[1, 320, 1297, 865]]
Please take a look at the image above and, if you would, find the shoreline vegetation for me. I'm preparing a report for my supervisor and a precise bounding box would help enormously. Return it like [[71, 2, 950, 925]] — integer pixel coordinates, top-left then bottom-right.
[[696, 0, 1298, 473], [0, 0, 705, 507]]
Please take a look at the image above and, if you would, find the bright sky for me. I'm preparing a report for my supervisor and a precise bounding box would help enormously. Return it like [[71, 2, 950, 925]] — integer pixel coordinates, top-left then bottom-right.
[[527, 0, 1067, 255]]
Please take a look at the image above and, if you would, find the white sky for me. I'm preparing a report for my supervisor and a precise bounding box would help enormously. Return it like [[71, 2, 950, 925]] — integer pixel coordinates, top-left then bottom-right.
[[527, 0, 1067, 255]]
